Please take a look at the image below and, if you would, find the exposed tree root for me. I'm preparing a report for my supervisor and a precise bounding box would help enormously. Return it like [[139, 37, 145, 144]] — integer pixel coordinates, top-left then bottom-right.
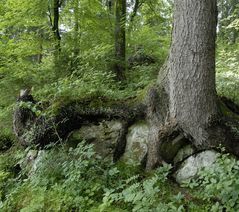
[[145, 94, 239, 170], [146, 121, 179, 170], [13, 93, 146, 162], [13, 89, 239, 167]]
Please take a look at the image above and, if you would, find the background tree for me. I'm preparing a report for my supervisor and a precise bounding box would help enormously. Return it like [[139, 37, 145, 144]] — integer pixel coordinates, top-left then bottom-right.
[[218, 0, 239, 43], [73, 0, 80, 58], [48, 0, 62, 55], [114, 0, 126, 80]]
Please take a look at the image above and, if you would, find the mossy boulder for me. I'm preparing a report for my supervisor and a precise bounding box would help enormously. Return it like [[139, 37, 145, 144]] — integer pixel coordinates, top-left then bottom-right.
[[160, 134, 189, 163], [67, 120, 123, 161], [173, 144, 196, 164]]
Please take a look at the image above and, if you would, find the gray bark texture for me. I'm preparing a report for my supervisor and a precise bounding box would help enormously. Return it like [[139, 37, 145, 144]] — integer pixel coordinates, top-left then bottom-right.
[[146, 0, 238, 169], [167, 0, 218, 147]]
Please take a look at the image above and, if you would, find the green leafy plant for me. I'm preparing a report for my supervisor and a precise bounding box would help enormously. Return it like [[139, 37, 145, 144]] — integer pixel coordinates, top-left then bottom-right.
[[99, 164, 186, 212], [185, 153, 239, 211]]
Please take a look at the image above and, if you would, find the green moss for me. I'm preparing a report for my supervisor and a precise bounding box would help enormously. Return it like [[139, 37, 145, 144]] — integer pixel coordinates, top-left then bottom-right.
[[46, 93, 144, 119], [160, 134, 189, 163]]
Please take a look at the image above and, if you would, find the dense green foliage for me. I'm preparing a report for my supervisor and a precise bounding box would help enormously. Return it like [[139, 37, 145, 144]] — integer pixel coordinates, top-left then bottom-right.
[[185, 151, 239, 211], [0, 0, 238, 211], [0, 143, 211, 211], [0, 0, 172, 140]]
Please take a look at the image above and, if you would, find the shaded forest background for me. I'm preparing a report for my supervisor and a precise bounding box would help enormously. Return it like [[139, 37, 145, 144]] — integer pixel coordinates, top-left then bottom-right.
[[0, 0, 238, 140], [0, 0, 239, 211]]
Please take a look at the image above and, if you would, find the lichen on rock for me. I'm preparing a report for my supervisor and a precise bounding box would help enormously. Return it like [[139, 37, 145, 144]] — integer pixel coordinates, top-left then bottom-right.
[[122, 121, 149, 165], [67, 120, 123, 161]]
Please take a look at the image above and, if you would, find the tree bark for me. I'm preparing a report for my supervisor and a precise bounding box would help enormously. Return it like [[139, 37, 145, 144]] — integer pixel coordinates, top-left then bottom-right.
[[53, 0, 61, 53], [167, 0, 218, 147], [114, 0, 126, 80], [73, 0, 79, 54], [108, 0, 114, 13], [146, 0, 235, 169]]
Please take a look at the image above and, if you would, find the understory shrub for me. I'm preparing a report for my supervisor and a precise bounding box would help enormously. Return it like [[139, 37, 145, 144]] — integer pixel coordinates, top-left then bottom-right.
[[0, 142, 207, 212], [0, 142, 141, 211], [185, 152, 239, 211], [99, 164, 190, 212]]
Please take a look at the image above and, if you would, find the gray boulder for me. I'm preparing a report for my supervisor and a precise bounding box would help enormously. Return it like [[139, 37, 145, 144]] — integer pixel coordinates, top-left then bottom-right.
[[122, 121, 149, 165], [174, 150, 218, 184], [20, 149, 46, 176]]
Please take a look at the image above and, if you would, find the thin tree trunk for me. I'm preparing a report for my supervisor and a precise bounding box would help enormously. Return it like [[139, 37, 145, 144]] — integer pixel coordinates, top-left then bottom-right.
[[53, 0, 61, 53], [130, 0, 141, 23], [73, 0, 80, 58], [114, 0, 126, 80], [108, 0, 114, 13], [128, 0, 142, 33]]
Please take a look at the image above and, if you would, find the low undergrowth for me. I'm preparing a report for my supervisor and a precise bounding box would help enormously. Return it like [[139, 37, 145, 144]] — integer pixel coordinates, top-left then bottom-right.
[[0, 142, 213, 212], [183, 151, 239, 211], [0, 41, 238, 211], [4, 141, 239, 211]]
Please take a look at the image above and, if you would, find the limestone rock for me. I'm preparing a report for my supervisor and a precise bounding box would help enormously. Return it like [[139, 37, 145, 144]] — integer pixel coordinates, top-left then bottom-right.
[[31, 150, 46, 174], [20, 149, 46, 176], [122, 121, 149, 165], [174, 150, 218, 184], [67, 120, 123, 160]]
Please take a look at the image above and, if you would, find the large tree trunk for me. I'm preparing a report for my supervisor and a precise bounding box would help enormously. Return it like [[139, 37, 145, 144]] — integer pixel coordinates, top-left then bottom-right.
[[146, 0, 239, 169], [167, 0, 218, 147]]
